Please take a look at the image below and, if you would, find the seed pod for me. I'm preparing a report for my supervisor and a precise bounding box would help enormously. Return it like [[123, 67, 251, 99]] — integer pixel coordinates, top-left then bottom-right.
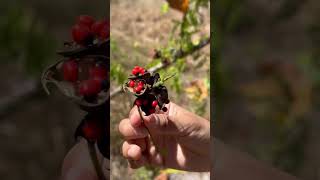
[[42, 16, 110, 161], [42, 40, 109, 111], [124, 67, 170, 115]]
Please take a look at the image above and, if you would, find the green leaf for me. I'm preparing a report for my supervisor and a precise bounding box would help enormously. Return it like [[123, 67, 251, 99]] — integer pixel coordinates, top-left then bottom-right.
[[176, 58, 186, 72], [161, 2, 169, 14], [111, 62, 126, 85], [146, 58, 161, 69]]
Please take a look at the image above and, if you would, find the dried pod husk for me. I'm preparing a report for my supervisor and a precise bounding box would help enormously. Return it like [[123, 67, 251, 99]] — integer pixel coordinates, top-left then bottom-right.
[[125, 70, 170, 115], [58, 39, 109, 58], [123, 72, 161, 96], [41, 40, 109, 111], [127, 71, 151, 81], [135, 94, 158, 116], [123, 79, 148, 96], [42, 18, 110, 160], [150, 85, 169, 109], [150, 73, 160, 86]]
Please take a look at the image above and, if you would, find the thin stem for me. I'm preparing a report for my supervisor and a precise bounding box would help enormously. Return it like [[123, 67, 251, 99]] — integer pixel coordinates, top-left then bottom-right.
[[137, 106, 166, 166], [137, 107, 154, 143], [163, 73, 176, 82], [87, 141, 107, 180]]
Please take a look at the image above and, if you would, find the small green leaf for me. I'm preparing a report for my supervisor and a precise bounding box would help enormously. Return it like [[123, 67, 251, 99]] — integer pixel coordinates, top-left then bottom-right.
[[111, 62, 126, 85], [161, 2, 169, 14], [146, 58, 161, 69]]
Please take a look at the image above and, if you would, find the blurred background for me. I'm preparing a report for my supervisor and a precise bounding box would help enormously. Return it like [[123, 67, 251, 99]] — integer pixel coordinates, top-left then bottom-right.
[[0, 1, 107, 179], [110, 0, 210, 179], [213, 0, 320, 179]]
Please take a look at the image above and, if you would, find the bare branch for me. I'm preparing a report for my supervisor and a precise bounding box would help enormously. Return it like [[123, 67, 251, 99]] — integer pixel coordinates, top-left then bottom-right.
[[0, 80, 42, 120], [110, 36, 210, 99]]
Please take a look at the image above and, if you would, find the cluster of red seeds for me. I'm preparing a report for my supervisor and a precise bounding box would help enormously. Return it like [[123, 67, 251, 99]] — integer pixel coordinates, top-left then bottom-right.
[[58, 15, 109, 102], [42, 14, 110, 159], [132, 66, 146, 76], [62, 59, 108, 99], [128, 66, 147, 94], [127, 66, 168, 115], [71, 15, 109, 46]]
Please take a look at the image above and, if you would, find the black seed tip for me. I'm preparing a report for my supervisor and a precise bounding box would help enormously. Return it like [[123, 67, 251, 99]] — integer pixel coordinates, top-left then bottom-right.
[[162, 106, 167, 112]]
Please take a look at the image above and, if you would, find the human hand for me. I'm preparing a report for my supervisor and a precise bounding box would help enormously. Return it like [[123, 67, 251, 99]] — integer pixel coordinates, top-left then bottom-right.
[[119, 102, 210, 172], [61, 138, 110, 180]]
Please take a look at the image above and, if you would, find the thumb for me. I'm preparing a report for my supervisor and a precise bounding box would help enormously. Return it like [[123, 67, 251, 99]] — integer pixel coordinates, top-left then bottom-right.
[[142, 102, 185, 135]]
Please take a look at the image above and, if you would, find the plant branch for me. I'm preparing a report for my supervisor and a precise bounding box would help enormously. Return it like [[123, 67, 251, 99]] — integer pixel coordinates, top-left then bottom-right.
[[137, 106, 166, 166], [110, 36, 210, 98], [87, 141, 106, 180]]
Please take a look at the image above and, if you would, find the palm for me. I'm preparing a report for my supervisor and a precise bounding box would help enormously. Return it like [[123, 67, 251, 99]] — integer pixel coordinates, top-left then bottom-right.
[[145, 112, 209, 171], [147, 134, 198, 170]]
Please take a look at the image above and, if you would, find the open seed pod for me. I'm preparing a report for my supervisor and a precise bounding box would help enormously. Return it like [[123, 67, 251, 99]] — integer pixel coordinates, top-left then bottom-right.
[[41, 40, 109, 111], [41, 15, 110, 162], [150, 85, 170, 109], [124, 67, 170, 115], [123, 71, 161, 96], [124, 79, 147, 96]]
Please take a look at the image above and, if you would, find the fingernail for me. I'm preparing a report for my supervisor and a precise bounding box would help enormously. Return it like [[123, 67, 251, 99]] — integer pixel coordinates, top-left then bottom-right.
[[128, 147, 136, 158], [128, 146, 140, 160], [130, 113, 142, 127], [154, 153, 163, 166]]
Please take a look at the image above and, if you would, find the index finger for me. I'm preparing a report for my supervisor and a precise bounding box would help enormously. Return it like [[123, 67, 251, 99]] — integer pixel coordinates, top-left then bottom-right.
[[118, 118, 148, 140], [129, 106, 142, 127], [129, 105, 158, 127]]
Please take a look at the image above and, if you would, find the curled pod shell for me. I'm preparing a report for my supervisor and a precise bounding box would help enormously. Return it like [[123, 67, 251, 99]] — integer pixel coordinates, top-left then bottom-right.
[[41, 40, 109, 111]]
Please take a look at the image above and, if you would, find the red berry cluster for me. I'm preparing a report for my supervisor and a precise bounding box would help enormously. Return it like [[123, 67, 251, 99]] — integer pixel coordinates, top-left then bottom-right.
[[62, 58, 108, 101], [42, 15, 109, 106], [42, 15, 110, 159], [128, 66, 148, 94], [71, 15, 109, 46], [124, 66, 170, 115], [57, 15, 110, 103], [128, 79, 145, 94], [132, 66, 146, 76]]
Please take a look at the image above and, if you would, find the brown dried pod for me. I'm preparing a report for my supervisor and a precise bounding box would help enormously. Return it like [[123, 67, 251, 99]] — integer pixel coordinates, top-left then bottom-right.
[[41, 40, 109, 111], [123, 67, 170, 115], [57, 40, 109, 58]]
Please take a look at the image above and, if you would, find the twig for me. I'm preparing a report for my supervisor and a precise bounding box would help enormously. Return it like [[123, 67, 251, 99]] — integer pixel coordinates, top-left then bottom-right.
[[137, 106, 166, 166], [110, 36, 210, 99], [87, 141, 107, 180], [137, 106, 155, 144]]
